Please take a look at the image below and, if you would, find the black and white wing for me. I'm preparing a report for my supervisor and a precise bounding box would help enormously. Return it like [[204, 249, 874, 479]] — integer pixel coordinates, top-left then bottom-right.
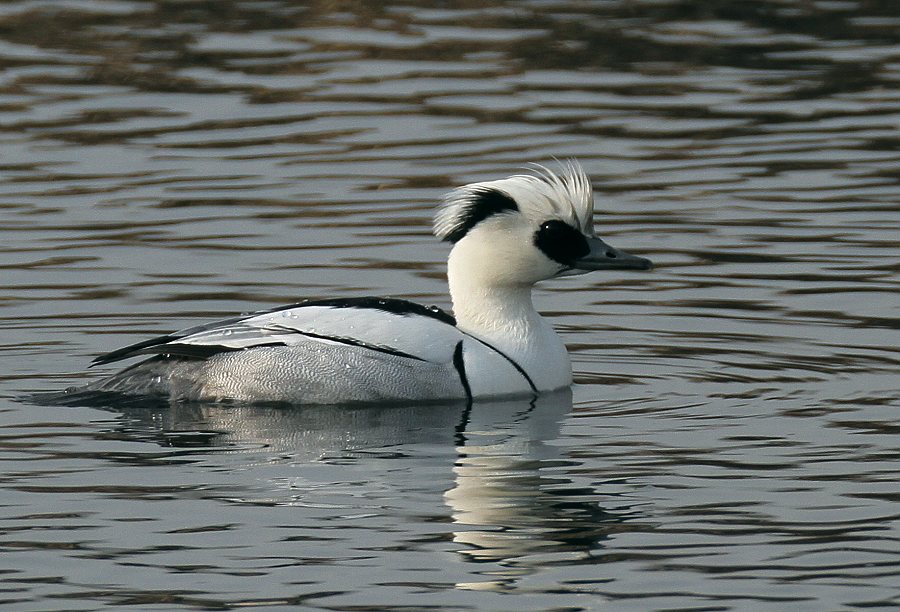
[[92, 297, 463, 368], [88, 297, 536, 403]]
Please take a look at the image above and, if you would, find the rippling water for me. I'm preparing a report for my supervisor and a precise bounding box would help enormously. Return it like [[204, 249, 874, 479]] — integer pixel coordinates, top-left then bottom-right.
[[2, 1, 899, 609]]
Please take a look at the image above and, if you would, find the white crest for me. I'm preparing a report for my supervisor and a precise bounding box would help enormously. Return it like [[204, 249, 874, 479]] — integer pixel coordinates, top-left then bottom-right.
[[434, 160, 595, 243]]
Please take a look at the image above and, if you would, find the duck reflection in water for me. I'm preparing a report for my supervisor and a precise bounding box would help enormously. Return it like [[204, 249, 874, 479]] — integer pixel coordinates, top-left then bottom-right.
[[82, 390, 638, 591], [446, 390, 636, 591]]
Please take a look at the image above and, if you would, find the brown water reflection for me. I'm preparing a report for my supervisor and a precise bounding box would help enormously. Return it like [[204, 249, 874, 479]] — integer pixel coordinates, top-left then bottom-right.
[[1, 0, 899, 610]]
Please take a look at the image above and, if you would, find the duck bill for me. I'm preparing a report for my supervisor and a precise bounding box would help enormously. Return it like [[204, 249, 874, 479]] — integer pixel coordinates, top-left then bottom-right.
[[573, 236, 653, 271]]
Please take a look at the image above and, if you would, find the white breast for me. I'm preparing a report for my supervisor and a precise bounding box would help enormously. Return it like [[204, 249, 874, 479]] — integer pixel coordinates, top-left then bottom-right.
[[459, 317, 571, 397]]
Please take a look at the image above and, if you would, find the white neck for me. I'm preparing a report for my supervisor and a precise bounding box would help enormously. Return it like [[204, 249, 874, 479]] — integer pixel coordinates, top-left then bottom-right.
[[447, 247, 571, 392]]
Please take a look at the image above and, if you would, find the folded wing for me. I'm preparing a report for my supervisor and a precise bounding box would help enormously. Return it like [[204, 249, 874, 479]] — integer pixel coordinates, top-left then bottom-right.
[[92, 297, 462, 368]]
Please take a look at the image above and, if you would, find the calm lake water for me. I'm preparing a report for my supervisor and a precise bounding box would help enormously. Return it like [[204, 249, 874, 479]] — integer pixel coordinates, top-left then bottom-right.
[[2, 1, 899, 610]]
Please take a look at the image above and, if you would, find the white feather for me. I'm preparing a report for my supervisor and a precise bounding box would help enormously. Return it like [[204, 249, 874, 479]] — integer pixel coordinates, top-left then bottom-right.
[[434, 160, 595, 242]]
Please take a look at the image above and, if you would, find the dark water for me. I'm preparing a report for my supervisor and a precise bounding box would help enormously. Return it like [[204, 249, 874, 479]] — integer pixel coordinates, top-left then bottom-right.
[[2, 1, 899, 609]]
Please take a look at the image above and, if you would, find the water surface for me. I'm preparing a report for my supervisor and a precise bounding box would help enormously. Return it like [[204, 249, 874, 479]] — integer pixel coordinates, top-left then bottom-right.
[[1, 1, 898, 610]]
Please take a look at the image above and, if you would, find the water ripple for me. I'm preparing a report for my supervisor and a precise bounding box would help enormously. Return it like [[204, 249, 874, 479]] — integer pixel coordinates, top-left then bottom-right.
[[1, 1, 898, 610]]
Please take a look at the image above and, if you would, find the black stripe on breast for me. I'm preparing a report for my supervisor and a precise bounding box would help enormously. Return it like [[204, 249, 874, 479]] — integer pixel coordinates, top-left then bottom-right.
[[452, 341, 472, 401], [462, 335, 538, 394]]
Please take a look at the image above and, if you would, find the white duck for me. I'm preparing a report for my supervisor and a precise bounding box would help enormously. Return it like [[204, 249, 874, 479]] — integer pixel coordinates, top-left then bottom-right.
[[79, 161, 651, 405]]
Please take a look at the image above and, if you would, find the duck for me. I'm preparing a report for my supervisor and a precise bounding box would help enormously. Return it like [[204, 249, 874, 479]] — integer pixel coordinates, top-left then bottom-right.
[[71, 161, 651, 405]]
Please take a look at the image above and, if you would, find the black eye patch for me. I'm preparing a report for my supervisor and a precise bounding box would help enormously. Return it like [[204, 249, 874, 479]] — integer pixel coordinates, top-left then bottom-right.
[[534, 220, 590, 266]]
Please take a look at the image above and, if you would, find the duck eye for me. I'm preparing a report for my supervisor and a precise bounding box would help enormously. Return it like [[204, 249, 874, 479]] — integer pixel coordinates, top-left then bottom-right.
[[534, 220, 590, 266]]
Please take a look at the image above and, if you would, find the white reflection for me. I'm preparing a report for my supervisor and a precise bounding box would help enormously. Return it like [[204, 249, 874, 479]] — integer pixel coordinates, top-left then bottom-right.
[[447, 390, 627, 591], [93, 391, 631, 590]]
